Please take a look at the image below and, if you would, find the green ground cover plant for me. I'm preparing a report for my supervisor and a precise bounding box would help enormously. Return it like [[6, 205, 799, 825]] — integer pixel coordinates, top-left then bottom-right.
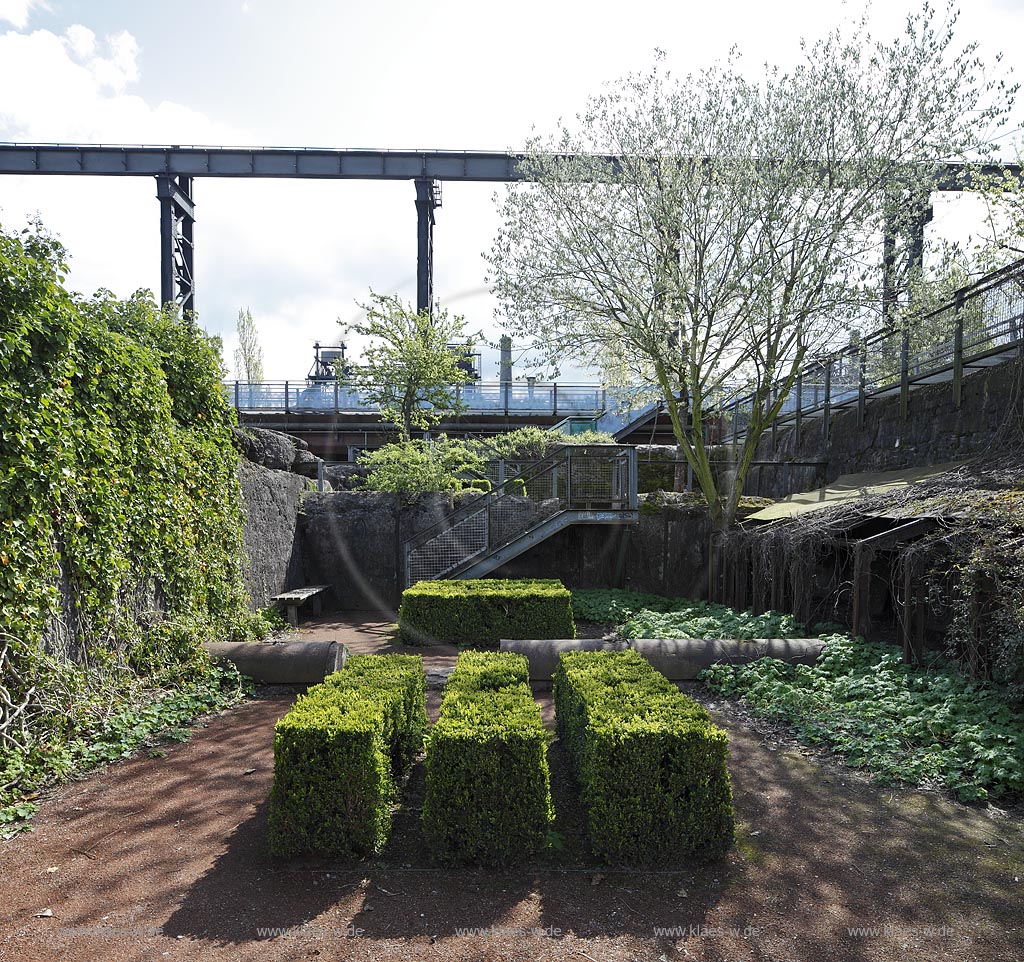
[[0, 661, 246, 836], [621, 604, 808, 640], [571, 588, 813, 639], [701, 635, 1024, 802], [399, 578, 575, 645], [267, 653, 426, 857], [421, 651, 553, 864], [555, 649, 734, 861]]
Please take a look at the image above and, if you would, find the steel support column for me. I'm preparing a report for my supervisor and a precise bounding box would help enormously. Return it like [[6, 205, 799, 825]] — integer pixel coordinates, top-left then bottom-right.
[[156, 174, 196, 316], [907, 199, 934, 274], [414, 178, 440, 316]]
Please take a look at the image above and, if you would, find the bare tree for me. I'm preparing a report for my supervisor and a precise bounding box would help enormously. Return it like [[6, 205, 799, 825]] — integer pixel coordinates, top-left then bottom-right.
[[487, 4, 1015, 530], [234, 307, 264, 382]]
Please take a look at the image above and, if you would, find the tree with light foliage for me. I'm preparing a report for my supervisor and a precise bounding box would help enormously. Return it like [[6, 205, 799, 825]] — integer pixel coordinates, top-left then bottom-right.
[[342, 293, 478, 440], [234, 306, 264, 382], [487, 3, 1016, 530]]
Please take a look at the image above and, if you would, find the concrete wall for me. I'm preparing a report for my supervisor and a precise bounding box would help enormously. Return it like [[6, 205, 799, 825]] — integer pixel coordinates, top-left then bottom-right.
[[492, 494, 710, 598], [238, 460, 310, 608], [240, 468, 715, 611], [298, 491, 483, 610], [747, 355, 1024, 498]]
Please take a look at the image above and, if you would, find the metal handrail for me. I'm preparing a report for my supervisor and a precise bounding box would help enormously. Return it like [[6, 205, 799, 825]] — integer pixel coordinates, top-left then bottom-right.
[[403, 443, 586, 551], [403, 445, 638, 584], [721, 256, 1024, 441], [225, 379, 607, 416]]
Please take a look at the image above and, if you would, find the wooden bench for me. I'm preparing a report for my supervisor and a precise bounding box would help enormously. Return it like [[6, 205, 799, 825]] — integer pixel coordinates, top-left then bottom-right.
[[272, 585, 331, 627]]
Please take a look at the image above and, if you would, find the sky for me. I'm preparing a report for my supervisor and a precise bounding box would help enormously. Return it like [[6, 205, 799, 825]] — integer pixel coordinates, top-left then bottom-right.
[[1, 0, 1022, 382]]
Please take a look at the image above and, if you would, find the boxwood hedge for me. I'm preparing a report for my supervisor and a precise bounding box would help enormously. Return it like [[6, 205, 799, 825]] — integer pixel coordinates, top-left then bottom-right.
[[554, 650, 734, 862], [422, 651, 554, 863], [399, 578, 575, 646], [267, 653, 426, 857]]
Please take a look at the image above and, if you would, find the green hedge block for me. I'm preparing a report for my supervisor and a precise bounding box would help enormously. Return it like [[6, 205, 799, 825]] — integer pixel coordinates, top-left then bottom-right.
[[554, 650, 734, 863], [422, 651, 554, 864], [399, 578, 575, 646], [267, 653, 426, 857], [323, 653, 427, 773]]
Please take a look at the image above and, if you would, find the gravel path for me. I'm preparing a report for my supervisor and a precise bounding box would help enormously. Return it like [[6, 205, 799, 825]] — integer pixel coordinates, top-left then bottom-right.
[[1, 658, 1021, 961]]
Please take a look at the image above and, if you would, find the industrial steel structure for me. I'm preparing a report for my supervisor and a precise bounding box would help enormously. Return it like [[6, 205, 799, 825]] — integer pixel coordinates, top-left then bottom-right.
[[1, 142, 1018, 321]]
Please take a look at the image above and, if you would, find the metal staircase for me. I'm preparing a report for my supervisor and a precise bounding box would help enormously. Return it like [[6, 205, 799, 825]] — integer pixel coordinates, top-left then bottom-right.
[[402, 445, 639, 586]]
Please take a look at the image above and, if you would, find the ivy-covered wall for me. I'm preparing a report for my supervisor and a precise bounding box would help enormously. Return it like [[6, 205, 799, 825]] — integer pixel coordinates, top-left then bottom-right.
[[1, 226, 253, 663], [0, 224, 268, 829]]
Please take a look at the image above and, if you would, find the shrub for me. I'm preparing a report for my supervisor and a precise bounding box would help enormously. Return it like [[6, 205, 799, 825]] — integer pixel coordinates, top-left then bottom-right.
[[554, 650, 734, 862], [324, 653, 428, 772], [471, 426, 616, 462], [473, 425, 553, 461], [558, 429, 617, 446], [267, 653, 425, 857], [358, 436, 485, 494], [399, 579, 575, 646], [422, 651, 553, 863]]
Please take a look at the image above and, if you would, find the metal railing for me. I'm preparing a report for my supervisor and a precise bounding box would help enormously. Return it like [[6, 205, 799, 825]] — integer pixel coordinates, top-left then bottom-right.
[[403, 444, 638, 584], [719, 256, 1024, 444], [225, 380, 606, 417]]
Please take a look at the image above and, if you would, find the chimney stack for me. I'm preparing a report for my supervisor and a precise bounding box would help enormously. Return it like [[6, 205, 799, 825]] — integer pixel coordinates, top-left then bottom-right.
[[499, 335, 513, 384]]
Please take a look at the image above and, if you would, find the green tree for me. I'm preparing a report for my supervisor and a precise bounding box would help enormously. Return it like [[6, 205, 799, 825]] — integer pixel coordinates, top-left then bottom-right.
[[234, 306, 264, 382], [343, 292, 477, 440], [486, 4, 1015, 530]]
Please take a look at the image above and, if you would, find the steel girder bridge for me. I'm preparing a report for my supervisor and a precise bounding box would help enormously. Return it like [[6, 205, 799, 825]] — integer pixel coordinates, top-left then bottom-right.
[[0, 142, 1018, 319]]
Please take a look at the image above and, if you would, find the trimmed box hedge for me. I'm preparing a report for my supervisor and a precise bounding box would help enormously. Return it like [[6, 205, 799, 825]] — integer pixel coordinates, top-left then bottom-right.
[[554, 650, 734, 862], [399, 578, 575, 646], [267, 653, 426, 857], [422, 651, 554, 864]]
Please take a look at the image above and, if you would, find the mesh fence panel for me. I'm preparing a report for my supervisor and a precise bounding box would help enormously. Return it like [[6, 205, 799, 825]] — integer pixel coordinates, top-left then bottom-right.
[[404, 448, 634, 583]]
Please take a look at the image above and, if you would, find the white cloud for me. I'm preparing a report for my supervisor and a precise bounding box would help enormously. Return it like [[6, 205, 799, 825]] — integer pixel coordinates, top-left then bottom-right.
[[89, 29, 139, 93], [0, 0, 45, 29], [62, 23, 94, 58]]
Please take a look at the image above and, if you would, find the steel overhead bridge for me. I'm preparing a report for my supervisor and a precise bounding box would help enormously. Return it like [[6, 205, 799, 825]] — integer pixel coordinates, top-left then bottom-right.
[[1, 141, 1019, 322]]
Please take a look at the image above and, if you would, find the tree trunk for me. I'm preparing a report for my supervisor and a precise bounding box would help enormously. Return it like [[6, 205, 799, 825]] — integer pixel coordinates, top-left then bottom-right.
[[673, 445, 688, 492]]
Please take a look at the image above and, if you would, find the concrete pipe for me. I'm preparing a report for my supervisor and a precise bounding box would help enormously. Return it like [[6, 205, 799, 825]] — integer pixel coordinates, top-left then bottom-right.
[[627, 637, 826, 680], [500, 637, 626, 683], [205, 640, 348, 684]]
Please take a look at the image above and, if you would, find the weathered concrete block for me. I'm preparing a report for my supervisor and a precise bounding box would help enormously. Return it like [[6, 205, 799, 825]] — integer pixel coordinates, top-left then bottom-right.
[[628, 637, 826, 679], [205, 640, 348, 684], [500, 637, 625, 682], [238, 460, 308, 608]]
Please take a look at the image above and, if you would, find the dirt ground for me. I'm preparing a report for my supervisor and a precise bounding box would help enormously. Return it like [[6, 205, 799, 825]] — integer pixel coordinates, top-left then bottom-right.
[[1, 616, 1022, 962]]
